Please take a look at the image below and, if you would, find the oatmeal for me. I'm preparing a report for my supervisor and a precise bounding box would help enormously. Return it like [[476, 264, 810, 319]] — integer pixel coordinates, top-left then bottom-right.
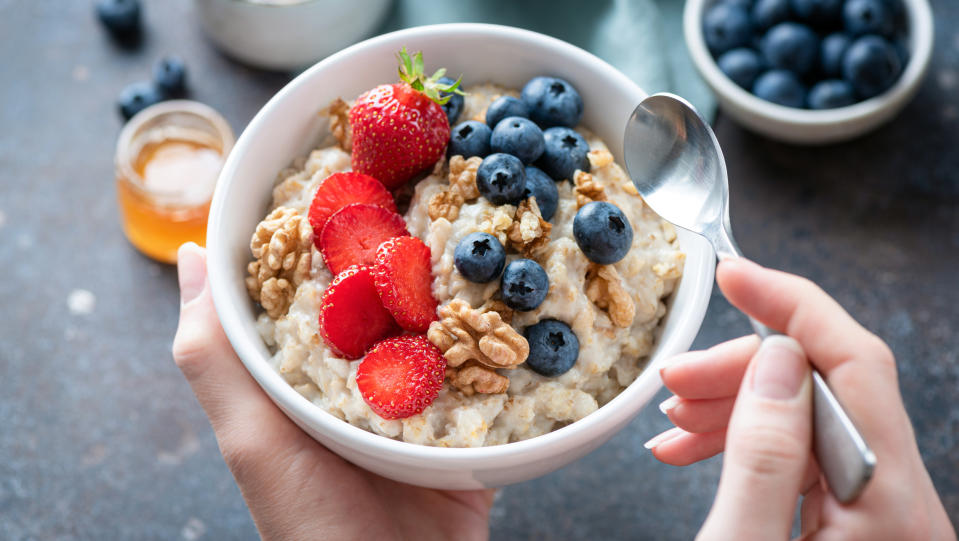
[[251, 81, 684, 448]]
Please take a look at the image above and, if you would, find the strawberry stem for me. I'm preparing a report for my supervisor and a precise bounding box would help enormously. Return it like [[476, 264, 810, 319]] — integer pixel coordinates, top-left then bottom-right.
[[396, 47, 466, 106]]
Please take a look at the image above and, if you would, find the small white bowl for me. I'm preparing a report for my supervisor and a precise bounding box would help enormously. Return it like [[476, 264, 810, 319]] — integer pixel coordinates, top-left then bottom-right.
[[195, 0, 393, 71], [684, 0, 933, 144], [206, 23, 715, 490]]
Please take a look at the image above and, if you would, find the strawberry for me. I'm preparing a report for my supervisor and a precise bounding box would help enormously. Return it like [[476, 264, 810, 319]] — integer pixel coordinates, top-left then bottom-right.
[[356, 335, 447, 420], [372, 236, 438, 333], [308, 171, 397, 236], [349, 48, 464, 189], [318, 203, 409, 274], [318, 265, 400, 360]]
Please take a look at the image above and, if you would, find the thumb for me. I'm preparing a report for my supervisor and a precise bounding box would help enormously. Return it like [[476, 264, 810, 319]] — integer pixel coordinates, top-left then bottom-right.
[[698, 336, 813, 541]]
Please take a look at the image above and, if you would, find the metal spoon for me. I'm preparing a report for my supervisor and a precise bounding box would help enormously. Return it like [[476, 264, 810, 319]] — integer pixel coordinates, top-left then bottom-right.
[[623, 93, 875, 504]]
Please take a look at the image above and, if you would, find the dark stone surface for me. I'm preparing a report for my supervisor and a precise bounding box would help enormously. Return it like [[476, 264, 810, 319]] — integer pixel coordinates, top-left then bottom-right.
[[1, 1, 955, 540]]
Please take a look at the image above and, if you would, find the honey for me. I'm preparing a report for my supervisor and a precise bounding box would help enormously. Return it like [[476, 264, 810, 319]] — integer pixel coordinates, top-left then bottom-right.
[[115, 101, 234, 264]]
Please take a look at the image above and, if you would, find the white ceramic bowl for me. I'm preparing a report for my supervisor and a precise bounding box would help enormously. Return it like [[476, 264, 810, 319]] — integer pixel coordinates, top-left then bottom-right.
[[195, 0, 393, 71], [684, 0, 933, 144], [207, 23, 715, 490]]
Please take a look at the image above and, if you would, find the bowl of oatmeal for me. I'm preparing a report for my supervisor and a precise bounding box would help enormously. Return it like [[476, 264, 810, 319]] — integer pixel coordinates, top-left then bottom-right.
[[207, 23, 715, 489]]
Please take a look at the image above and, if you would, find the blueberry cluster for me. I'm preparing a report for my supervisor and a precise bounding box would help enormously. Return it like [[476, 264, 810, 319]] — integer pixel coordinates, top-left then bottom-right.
[[704, 0, 908, 109], [117, 56, 189, 120], [448, 76, 589, 215]]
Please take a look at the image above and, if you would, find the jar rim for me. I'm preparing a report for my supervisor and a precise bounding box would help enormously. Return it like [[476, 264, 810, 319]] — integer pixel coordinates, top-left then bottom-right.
[[115, 100, 235, 207]]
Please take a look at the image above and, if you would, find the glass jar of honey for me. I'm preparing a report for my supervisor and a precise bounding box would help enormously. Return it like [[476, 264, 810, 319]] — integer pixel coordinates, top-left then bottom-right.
[[115, 100, 234, 264]]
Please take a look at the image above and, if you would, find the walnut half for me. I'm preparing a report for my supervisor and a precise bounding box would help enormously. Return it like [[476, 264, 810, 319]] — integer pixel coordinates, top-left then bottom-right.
[[574, 170, 607, 208], [427, 299, 529, 371], [245, 207, 313, 319]]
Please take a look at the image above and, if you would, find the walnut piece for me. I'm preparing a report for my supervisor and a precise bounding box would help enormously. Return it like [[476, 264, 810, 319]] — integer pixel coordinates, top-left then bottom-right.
[[480, 299, 514, 325], [585, 263, 636, 328], [428, 190, 465, 222], [507, 198, 552, 257], [446, 361, 510, 396], [574, 170, 607, 208], [326, 98, 352, 151], [427, 156, 482, 223], [588, 149, 614, 169], [245, 207, 313, 318], [427, 299, 529, 370], [448, 155, 482, 200]]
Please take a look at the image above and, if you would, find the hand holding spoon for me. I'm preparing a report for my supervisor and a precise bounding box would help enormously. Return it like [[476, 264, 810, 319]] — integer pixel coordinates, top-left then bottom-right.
[[623, 93, 875, 504]]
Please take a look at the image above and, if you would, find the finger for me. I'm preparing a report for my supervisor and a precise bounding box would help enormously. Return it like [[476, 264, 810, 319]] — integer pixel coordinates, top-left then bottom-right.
[[660, 335, 759, 400], [716, 258, 912, 463], [698, 336, 813, 541], [800, 482, 826, 537], [646, 427, 727, 466], [172, 244, 321, 471], [660, 396, 736, 434]]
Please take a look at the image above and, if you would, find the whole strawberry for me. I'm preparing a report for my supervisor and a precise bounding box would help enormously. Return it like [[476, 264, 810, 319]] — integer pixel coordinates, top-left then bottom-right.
[[349, 48, 463, 189]]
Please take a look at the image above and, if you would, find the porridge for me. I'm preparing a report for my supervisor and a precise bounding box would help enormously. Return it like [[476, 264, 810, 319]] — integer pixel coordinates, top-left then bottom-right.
[[245, 51, 684, 448]]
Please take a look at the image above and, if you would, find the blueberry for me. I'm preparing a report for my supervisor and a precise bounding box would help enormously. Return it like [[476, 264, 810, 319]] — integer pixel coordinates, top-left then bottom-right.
[[448, 120, 492, 158], [761, 22, 820, 76], [501, 259, 549, 311], [454, 232, 506, 283], [842, 35, 902, 98], [537, 127, 590, 182], [843, 0, 894, 37], [523, 166, 559, 221], [722, 0, 754, 8], [524, 319, 579, 377], [718, 48, 763, 90], [807, 79, 857, 108], [476, 153, 527, 205], [702, 4, 753, 55], [520, 76, 584, 128], [153, 55, 187, 98], [789, 0, 843, 28], [573, 201, 633, 264], [439, 77, 464, 125], [752, 0, 791, 31], [820, 33, 852, 77], [490, 117, 545, 165], [118, 81, 164, 120], [96, 0, 141, 37], [485, 96, 530, 128], [753, 69, 806, 107]]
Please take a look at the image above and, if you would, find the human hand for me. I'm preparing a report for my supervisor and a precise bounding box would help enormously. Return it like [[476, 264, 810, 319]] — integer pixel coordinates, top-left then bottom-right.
[[171, 243, 494, 541], [646, 258, 955, 540]]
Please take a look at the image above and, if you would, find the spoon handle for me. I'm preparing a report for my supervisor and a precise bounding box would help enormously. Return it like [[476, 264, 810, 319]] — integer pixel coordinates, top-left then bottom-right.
[[713, 233, 876, 503], [748, 319, 876, 504]]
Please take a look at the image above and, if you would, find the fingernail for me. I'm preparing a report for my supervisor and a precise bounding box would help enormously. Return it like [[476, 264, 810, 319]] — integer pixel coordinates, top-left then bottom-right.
[[659, 395, 680, 415], [659, 350, 708, 379], [750, 335, 807, 400], [643, 427, 684, 450], [177, 242, 206, 305]]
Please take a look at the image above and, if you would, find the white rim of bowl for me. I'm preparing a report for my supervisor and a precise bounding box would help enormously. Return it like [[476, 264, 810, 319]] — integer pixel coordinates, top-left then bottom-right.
[[683, 0, 934, 125], [208, 22, 714, 466]]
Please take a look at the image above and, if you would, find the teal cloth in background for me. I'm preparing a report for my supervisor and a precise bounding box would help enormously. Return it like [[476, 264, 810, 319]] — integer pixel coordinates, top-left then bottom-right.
[[379, 0, 716, 119]]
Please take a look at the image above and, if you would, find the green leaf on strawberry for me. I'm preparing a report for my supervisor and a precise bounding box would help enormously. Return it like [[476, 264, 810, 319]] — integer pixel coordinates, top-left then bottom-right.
[[396, 47, 465, 106]]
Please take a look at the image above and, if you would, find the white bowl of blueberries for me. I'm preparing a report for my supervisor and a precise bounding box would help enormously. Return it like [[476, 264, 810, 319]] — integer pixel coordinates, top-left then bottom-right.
[[684, 0, 933, 143]]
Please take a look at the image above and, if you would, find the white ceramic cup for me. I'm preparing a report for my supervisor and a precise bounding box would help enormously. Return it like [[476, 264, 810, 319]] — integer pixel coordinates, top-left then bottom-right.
[[684, 0, 934, 144], [206, 23, 715, 490]]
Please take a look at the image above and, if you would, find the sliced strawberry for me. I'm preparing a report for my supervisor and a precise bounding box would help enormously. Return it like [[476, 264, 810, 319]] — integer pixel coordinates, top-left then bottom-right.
[[356, 335, 447, 420], [308, 172, 397, 236], [318, 203, 409, 274], [318, 265, 400, 360], [372, 236, 438, 333]]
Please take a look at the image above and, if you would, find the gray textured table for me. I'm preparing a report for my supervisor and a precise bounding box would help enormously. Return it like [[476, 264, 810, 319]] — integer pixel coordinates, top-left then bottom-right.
[[2, 2, 956, 540]]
